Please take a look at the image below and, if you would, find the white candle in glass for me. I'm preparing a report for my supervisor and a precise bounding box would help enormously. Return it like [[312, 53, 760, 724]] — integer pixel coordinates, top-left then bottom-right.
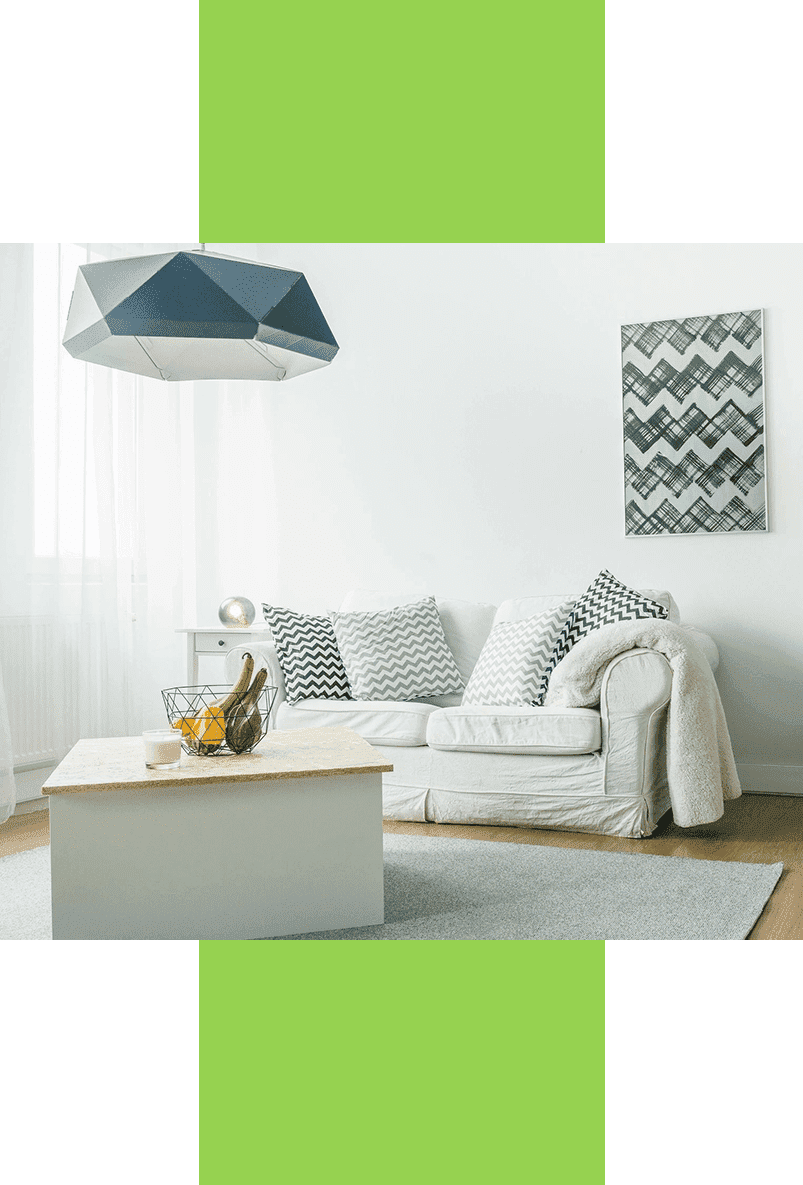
[[143, 729, 182, 769]]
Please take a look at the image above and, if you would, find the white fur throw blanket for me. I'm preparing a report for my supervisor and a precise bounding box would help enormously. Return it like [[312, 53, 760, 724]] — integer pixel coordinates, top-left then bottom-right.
[[544, 619, 741, 827]]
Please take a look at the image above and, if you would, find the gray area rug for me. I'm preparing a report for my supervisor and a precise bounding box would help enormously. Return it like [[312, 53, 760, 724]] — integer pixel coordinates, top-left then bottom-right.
[[0, 846, 52, 940], [0, 836, 782, 941], [274, 834, 783, 941]]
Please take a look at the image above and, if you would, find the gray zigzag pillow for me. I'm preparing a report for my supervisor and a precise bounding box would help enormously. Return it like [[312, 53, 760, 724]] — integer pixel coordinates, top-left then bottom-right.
[[535, 570, 668, 705], [462, 601, 574, 706], [331, 596, 464, 701]]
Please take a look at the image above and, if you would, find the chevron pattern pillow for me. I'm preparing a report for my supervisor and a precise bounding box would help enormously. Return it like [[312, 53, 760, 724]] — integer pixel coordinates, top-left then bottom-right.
[[331, 596, 464, 701], [535, 570, 668, 705], [462, 601, 574, 706], [263, 604, 351, 704]]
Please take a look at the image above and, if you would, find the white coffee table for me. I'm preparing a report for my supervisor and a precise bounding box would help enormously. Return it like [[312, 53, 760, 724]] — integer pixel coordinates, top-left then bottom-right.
[[42, 727, 392, 941]]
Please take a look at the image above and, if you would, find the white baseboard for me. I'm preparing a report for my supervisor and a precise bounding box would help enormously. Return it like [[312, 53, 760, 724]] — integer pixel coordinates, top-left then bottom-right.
[[736, 764, 803, 796], [12, 765, 56, 805], [12, 797, 49, 816]]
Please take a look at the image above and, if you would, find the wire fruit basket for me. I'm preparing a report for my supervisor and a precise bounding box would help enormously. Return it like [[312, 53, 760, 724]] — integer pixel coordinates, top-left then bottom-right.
[[161, 684, 278, 756]]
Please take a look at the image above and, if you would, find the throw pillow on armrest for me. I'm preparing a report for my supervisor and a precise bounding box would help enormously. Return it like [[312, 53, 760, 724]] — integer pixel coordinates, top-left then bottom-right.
[[535, 570, 668, 705]]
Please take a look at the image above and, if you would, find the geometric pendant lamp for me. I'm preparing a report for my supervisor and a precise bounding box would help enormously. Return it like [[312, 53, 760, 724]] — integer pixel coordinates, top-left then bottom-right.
[[62, 249, 339, 381]]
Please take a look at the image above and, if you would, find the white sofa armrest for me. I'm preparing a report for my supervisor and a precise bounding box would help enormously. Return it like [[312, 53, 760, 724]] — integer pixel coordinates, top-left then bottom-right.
[[599, 649, 672, 799], [261, 643, 287, 727], [600, 649, 672, 717]]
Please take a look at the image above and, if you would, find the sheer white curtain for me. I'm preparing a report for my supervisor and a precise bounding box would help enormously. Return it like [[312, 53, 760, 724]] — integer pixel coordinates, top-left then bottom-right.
[[0, 664, 13, 823], [0, 243, 279, 819]]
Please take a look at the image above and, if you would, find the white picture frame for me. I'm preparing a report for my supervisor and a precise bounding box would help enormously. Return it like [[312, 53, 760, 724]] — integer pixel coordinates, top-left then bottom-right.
[[621, 308, 767, 536]]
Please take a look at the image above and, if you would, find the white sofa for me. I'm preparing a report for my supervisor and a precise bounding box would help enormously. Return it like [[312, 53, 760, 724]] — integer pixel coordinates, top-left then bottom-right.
[[228, 589, 720, 839]]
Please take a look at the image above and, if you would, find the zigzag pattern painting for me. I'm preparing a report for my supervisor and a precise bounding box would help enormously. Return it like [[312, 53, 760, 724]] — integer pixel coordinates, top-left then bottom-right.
[[621, 308, 767, 535], [463, 601, 574, 706], [331, 597, 465, 701], [263, 605, 352, 704]]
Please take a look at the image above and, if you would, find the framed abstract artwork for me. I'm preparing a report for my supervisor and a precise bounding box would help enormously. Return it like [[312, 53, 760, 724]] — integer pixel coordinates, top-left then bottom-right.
[[621, 309, 767, 536]]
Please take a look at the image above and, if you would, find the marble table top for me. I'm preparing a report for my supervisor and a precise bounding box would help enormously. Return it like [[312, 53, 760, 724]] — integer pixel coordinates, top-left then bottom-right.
[[42, 727, 393, 796]]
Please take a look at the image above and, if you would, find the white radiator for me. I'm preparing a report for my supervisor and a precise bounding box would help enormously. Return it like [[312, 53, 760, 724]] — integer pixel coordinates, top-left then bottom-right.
[[0, 616, 106, 767]]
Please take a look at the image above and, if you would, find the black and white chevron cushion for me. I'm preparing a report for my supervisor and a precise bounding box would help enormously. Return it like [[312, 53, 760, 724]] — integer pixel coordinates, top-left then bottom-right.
[[330, 596, 464, 701], [462, 601, 574, 706], [535, 571, 668, 704], [263, 604, 351, 704]]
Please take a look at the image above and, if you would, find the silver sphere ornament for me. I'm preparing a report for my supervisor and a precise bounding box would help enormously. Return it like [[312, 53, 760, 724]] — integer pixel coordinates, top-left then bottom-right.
[[218, 596, 256, 628]]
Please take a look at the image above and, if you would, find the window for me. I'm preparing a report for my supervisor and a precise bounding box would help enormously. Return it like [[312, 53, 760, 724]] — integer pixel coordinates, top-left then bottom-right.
[[32, 243, 103, 559]]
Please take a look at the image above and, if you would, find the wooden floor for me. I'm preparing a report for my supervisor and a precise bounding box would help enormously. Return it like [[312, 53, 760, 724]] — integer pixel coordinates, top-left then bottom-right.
[[3, 795, 802, 938], [0, 807, 50, 859], [385, 794, 803, 940]]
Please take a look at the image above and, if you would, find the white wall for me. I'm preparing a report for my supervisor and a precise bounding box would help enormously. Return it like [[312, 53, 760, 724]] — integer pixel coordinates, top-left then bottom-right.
[[211, 243, 803, 791]]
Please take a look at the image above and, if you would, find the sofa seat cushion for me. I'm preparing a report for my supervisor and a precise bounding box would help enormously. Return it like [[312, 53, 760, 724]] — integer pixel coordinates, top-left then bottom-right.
[[275, 698, 438, 747], [426, 705, 602, 755]]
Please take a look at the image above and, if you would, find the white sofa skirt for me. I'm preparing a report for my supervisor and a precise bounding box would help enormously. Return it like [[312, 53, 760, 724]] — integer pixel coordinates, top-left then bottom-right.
[[377, 745, 671, 839]]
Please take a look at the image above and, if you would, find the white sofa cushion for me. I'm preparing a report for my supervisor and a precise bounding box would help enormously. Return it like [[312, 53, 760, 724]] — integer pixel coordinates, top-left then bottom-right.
[[275, 697, 437, 746], [426, 705, 602, 755], [462, 600, 573, 705], [331, 596, 464, 700]]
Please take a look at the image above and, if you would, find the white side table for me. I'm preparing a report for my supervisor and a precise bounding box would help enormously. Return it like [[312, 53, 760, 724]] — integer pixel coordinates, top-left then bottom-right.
[[176, 624, 272, 685]]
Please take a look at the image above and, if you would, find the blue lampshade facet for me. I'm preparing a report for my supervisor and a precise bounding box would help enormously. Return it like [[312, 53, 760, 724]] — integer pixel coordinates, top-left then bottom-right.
[[62, 250, 339, 382]]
